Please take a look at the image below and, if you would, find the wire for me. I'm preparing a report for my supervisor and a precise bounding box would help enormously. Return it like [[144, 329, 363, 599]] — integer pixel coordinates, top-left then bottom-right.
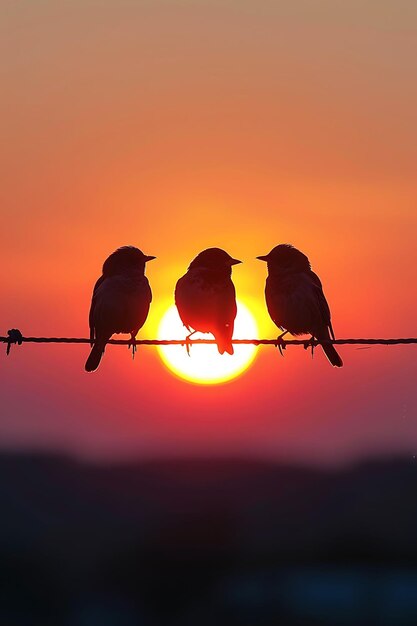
[[2, 329, 417, 353]]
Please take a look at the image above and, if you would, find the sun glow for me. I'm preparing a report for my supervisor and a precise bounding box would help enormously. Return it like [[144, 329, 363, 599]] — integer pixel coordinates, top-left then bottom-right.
[[157, 301, 259, 384]]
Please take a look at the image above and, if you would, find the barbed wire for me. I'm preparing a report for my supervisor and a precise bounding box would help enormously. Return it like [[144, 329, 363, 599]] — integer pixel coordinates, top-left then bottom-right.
[[2, 329, 417, 355]]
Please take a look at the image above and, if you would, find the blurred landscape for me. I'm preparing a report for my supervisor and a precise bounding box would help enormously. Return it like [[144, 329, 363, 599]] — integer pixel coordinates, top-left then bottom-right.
[[1, 453, 417, 625]]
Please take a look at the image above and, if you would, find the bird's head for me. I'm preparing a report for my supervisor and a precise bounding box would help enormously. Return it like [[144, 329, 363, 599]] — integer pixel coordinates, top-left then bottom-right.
[[257, 244, 311, 273], [102, 246, 156, 276], [189, 248, 242, 274]]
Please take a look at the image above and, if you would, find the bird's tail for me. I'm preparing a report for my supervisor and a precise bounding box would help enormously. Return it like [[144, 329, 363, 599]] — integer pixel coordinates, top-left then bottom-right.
[[216, 328, 234, 355], [317, 329, 343, 367], [217, 341, 234, 356], [85, 340, 107, 372]]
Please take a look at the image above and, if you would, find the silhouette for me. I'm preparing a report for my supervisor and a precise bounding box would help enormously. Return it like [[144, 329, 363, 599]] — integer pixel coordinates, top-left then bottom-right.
[[85, 246, 155, 372], [257, 244, 343, 367], [1, 452, 416, 625], [175, 248, 241, 355]]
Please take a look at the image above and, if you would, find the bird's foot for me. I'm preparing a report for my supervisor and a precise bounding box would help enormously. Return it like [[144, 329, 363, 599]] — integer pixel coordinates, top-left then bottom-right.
[[184, 331, 196, 356], [304, 336, 316, 359], [128, 335, 137, 360], [275, 331, 288, 356]]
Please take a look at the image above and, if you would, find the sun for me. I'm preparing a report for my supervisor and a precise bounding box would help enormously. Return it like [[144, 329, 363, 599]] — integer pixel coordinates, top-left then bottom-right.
[[157, 301, 259, 384]]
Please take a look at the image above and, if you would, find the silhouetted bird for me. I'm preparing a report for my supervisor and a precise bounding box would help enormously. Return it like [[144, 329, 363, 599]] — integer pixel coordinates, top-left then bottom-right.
[[257, 244, 343, 367], [85, 246, 155, 372], [175, 248, 242, 355]]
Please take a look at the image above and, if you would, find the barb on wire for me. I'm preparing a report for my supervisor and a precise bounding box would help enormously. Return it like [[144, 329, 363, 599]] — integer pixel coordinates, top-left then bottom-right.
[[5, 329, 23, 355], [2, 328, 417, 355]]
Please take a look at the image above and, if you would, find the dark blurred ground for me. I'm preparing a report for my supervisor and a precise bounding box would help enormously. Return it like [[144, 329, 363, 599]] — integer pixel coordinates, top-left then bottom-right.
[[1, 453, 417, 625]]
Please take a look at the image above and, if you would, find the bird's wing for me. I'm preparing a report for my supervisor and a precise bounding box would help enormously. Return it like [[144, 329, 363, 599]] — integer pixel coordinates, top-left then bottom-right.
[[214, 279, 237, 326], [89, 275, 105, 345], [305, 272, 342, 365], [133, 276, 153, 331], [306, 271, 335, 339], [214, 280, 238, 354], [175, 270, 237, 334], [265, 274, 306, 331], [91, 275, 152, 339]]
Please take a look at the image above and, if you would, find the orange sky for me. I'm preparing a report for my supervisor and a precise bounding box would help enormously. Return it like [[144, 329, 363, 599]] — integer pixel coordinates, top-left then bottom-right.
[[1, 0, 417, 463]]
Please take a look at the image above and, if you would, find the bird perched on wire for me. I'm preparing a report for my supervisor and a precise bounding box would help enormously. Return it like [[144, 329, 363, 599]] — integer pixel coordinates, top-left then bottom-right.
[[257, 244, 343, 367], [85, 246, 155, 372], [175, 248, 242, 355]]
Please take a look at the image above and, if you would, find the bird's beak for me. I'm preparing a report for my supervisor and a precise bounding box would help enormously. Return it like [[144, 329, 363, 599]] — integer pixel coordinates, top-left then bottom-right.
[[145, 255, 156, 262], [256, 255, 268, 262], [230, 258, 242, 265]]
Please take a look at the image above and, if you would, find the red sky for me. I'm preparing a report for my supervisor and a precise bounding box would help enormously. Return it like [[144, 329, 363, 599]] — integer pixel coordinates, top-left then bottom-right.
[[1, 0, 417, 464]]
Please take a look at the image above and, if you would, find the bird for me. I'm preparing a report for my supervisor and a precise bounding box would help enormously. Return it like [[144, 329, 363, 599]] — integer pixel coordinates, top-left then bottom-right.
[[175, 248, 242, 355], [85, 246, 155, 372], [257, 244, 343, 367]]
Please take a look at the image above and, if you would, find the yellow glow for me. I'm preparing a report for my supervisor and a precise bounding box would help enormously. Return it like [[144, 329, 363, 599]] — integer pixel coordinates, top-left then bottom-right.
[[157, 301, 259, 385]]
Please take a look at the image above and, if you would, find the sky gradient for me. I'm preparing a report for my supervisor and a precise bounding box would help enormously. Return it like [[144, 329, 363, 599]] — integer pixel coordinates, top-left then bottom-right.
[[1, 0, 417, 463]]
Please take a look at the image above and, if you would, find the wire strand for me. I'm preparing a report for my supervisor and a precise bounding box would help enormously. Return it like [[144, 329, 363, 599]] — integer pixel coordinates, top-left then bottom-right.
[[2, 335, 417, 347]]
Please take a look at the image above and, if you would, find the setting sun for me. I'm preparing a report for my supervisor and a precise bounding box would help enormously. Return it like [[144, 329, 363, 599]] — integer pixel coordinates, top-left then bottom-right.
[[157, 301, 258, 384]]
